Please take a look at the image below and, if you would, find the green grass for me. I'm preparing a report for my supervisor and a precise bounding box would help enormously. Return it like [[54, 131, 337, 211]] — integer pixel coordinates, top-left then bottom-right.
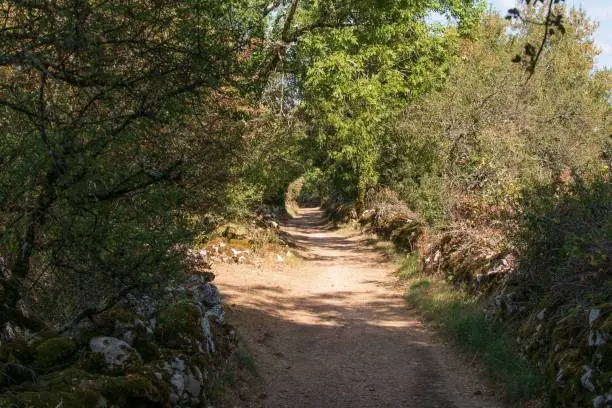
[[405, 277, 547, 401], [233, 348, 257, 375], [397, 253, 421, 280]]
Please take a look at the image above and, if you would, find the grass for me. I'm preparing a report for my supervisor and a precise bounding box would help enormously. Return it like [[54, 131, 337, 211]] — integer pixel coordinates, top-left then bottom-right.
[[233, 348, 257, 375], [397, 253, 420, 280], [403, 273, 547, 402]]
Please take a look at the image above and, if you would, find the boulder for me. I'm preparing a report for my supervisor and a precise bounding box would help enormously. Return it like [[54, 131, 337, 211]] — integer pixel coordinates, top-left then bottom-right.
[[89, 337, 141, 369], [193, 282, 221, 307]]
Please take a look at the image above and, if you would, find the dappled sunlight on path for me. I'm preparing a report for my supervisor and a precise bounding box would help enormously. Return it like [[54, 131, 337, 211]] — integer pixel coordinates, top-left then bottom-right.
[[216, 207, 501, 408]]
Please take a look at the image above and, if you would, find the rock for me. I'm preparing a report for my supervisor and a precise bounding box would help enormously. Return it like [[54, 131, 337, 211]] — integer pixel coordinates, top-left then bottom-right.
[[193, 283, 220, 307], [276, 254, 284, 264], [495, 293, 515, 316], [589, 309, 601, 326], [201, 317, 215, 353], [184, 372, 201, 397], [171, 357, 186, 372], [593, 395, 605, 408], [556, 368, 565, 384], [205, 303, 225, 324], [124, 293, 157, 318], [95, 396, 108, 408], [34, 337, 76, 370], [581, 366, 596, 393], [89, 337, 140, 368], [170, 371, 185, 396], [193, 366, 204, 381], [537, 309, 546, 320], [120, 330, 136, 345], [588, 330, 607, 347], [169, 392, 180, 404]]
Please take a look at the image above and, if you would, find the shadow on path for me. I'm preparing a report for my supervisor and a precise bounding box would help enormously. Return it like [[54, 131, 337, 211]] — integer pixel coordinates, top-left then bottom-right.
[[215, 207, 501, 408]]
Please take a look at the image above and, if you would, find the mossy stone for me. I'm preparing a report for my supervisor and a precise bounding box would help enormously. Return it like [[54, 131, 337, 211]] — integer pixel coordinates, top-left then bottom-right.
[[40, 367, 91, 386], [76, 351, 108, 373], [157, 302, 203, 348], [0, 389, 100, 408], [96, 308, 137, 332], [101, 373, 163, 406], [33, 337, 75, 370], [132, 338, 161, 362]]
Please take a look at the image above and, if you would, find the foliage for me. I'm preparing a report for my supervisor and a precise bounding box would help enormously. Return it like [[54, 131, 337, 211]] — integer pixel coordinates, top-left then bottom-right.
[[0, 0, 272, 330], [515, 174, 612, 306], [285, 177, 305, 217], [281, 0, 483, 212], [381, 10, 610, 226]]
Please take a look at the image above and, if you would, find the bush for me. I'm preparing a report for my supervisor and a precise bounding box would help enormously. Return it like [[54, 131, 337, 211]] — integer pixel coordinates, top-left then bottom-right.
[[515, 175, 612, 306]]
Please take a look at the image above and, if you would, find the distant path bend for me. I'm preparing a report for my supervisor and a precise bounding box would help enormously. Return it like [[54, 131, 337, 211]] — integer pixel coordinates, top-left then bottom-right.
[[216, 207, 501, 408]]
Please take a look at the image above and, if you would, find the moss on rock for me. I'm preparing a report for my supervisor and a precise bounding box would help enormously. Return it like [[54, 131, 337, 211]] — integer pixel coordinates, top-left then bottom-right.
[[101, 373, 163, 406], [76, 351, 108, 373], [33, 337, 75, 371], [0, 389, 101, 408], [132, 338, 161, 362], [156, 302, 203, 349]]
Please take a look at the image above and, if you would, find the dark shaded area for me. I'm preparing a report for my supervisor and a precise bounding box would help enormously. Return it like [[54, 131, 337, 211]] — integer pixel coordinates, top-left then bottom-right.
[[224, 288, 460, 408]]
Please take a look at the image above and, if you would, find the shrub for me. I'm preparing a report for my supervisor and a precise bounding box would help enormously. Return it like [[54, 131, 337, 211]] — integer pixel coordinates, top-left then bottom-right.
[[515, 175, 612, 306]]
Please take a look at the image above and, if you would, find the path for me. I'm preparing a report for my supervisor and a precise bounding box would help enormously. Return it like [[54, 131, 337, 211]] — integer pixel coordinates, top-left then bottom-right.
[[216, 207, 501, 408]]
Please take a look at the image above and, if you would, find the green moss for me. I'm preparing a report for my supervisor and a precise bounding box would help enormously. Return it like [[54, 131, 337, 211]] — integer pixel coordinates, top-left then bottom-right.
[[132, 339, 161, 362], [593, 304, 612, 333], [228, 239, 251, 250], [40, 367, 95, 390], [0, 390, 100, 408], [156, 302, 202, 348], [76, 351, 107, 373], [551, 316, 582, 347], [96, 308, 137, 332], [101, 373, 162, 405], [33, 337, 75, 370]]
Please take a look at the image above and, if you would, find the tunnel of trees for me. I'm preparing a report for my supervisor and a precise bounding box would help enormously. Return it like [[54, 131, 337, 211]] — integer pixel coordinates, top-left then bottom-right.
[[0, 1, 610, 403]]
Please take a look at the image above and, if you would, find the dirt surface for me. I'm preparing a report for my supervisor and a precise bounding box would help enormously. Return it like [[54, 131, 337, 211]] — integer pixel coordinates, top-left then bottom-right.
[[216, 207, 502, 408]]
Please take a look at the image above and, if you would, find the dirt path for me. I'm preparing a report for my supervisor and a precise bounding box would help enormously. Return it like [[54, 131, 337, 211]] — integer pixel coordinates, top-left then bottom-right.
[[216, 207, 501, 408]]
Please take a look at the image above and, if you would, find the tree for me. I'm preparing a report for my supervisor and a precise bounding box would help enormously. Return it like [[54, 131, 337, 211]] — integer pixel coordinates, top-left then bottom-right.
[[381, 9, 610, 224], [273, 0, 483, 213], [0, 0, 266, 331]]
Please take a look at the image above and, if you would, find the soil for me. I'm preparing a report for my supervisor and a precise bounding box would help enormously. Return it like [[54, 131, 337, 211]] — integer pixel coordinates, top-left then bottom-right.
[[216, 207, 503, 408]]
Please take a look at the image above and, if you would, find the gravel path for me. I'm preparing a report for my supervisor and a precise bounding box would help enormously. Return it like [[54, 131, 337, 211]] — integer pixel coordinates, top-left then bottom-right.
[[216, 207, 502, 408]]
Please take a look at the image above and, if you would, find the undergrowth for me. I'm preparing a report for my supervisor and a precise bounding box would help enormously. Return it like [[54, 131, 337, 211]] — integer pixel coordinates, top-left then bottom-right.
[[402, 272, 547, 401]]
